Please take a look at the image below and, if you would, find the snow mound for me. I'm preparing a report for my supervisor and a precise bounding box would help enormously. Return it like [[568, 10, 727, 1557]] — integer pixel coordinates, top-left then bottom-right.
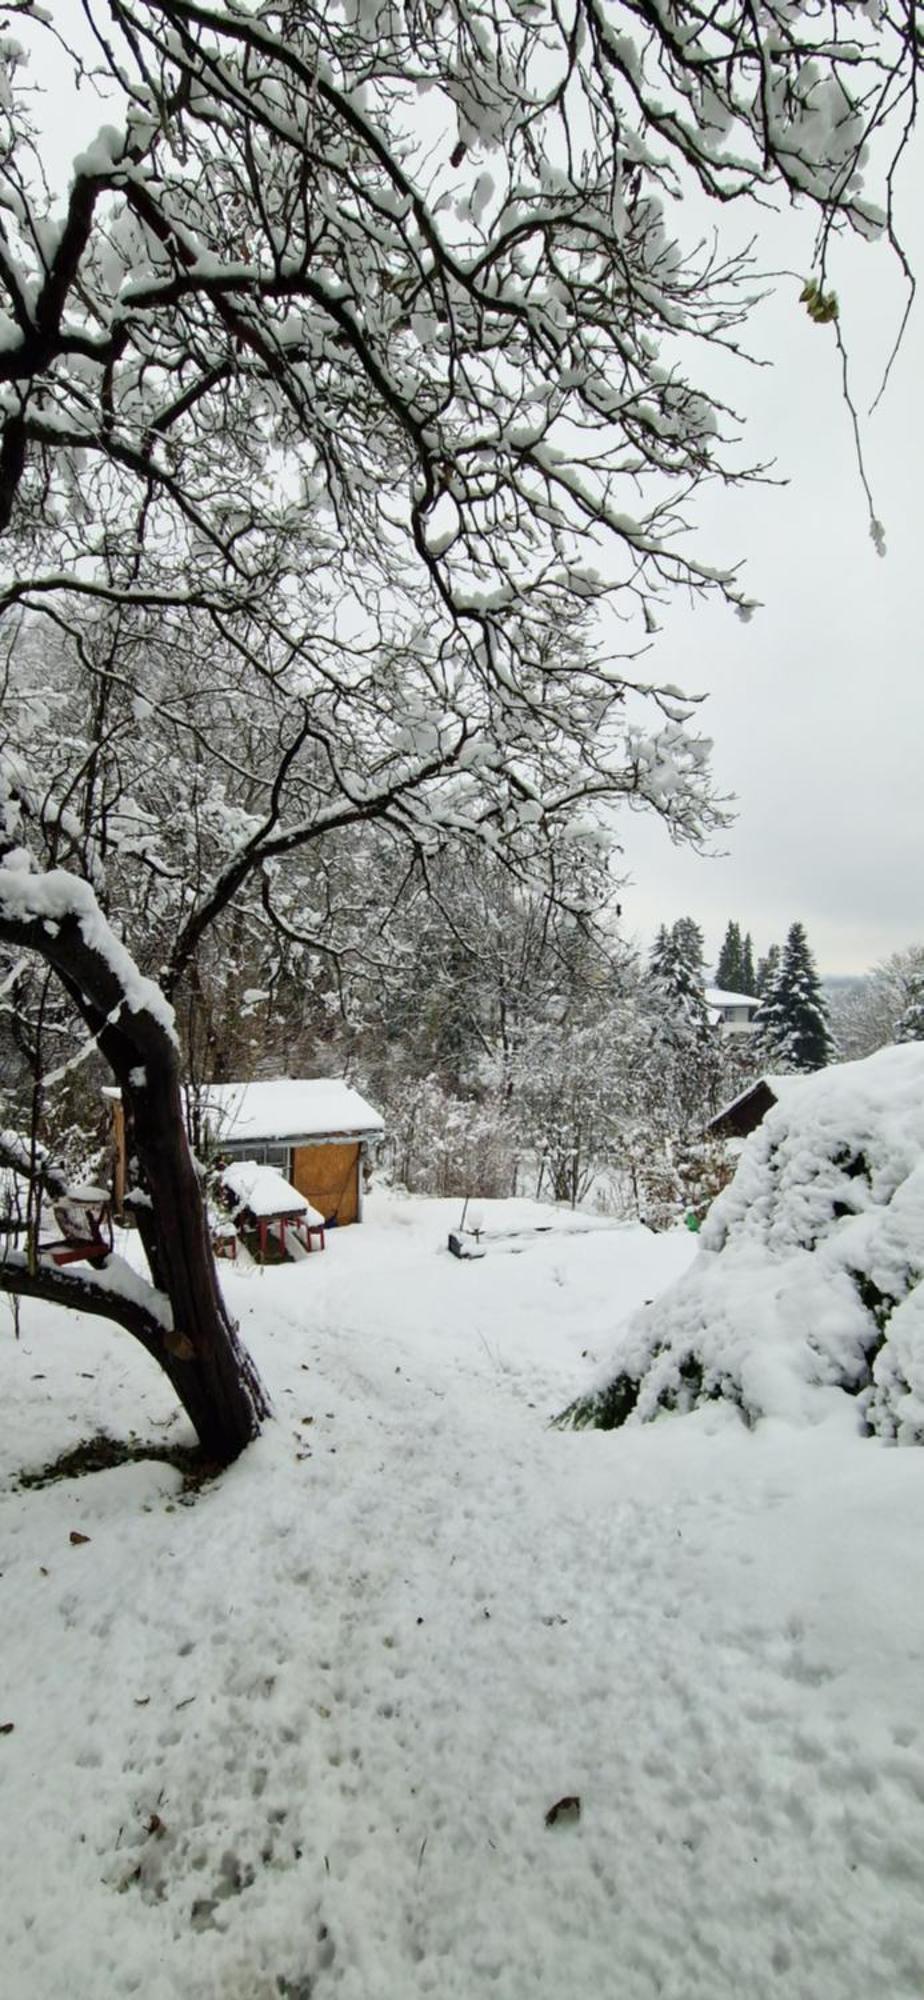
[[561, 1043, 924, 1441]]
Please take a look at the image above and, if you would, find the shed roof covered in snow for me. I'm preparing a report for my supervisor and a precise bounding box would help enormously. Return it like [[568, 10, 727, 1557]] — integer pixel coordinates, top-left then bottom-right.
[[200, 1078, 384, 1148]]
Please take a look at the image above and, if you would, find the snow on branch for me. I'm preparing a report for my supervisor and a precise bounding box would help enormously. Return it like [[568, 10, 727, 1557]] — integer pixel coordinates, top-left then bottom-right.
[[0, 0, 911, 652], [0, 1246, 173, 1347], [0, 844, 177, 1045]]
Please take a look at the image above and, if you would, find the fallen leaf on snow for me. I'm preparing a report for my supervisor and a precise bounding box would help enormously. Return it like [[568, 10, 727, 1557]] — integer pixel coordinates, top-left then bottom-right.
[[545, 1796, 581, 1828]]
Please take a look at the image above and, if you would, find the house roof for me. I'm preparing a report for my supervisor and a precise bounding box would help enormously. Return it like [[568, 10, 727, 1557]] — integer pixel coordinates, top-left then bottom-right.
[[199, 1078, 384, 1146], [704, 986, 760, 1009]]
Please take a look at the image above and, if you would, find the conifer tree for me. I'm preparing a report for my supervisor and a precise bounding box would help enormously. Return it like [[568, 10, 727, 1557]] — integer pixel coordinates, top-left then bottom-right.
[[649, 920, 709, 1035], [756, 924, 833, 1072], [716, 921, 744, 991], [673, 919, 706, 981], [649, 927, 673, 981], [646, 918, 721, 1138], [756, 944, 781, 996], [753, 954, 788, 1065], [716, 921, 757, 994], [741, 934, 756, 995]]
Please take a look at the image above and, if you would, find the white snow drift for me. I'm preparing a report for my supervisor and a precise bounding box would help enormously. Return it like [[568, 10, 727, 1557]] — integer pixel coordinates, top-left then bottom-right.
[[564, 1048, 924, 1440], [566, 1044, 924, 1440]]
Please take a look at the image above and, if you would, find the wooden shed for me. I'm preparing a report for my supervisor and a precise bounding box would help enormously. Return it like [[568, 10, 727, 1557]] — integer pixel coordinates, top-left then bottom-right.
[[199, 1078, 384, 1226], [706, 1073, 803, 1142], [110, 1077, 384, 1227]]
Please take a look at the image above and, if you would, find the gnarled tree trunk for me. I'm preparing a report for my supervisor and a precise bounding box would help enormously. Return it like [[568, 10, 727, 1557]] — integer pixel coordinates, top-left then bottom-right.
[[0, 874, 270, 1464], [117, 1052, 270, 1460]]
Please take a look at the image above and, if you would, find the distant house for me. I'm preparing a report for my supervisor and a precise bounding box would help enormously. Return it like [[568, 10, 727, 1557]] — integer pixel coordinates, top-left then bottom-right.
[[110, 1077, 384, 1226], [706, 1074, 804, 1141], [705, 986, 760, 1035]]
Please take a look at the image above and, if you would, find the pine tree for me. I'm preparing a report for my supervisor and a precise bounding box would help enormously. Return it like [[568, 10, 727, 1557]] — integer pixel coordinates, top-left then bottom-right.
[[740, 933, 756, 995], [716, 920, 744, 991], [649, 920, 710, 1035], [649, 926, 673, 981], [753, 953, 788, 1065], [756, 923, 833, 1072], [716, 920, 757, 995], [756, 944, 781, 996], [645, 919, 722, 1139], [673, 918, 706, 979]]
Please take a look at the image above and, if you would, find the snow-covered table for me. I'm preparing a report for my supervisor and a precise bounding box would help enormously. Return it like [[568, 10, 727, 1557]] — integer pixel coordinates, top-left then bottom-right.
[[220, 1160, 326, 1259]]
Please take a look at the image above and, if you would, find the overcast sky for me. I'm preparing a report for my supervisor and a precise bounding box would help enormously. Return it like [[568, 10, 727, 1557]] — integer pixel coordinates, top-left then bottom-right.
[[33, 20, 924, 981], [613, 173, 924, 980]]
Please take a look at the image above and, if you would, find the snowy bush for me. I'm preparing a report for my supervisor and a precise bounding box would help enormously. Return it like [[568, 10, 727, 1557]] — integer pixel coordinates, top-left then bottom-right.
[[380, 1077, 515, 1199], [560, 1044, 924, 1442]]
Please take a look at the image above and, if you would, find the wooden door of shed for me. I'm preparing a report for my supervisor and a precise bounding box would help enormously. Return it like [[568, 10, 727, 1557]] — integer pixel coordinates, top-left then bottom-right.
[[292, 1142, 359, 1225]]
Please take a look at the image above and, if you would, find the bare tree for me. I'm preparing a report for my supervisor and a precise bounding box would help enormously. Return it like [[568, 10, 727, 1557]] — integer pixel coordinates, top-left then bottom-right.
[[830, 946, 924, 1059]]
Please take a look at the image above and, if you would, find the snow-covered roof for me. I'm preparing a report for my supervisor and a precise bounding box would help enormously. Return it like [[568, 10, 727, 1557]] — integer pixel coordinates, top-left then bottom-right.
[[201, 1078, 384, 1146], [704, 986, 759, 1009]]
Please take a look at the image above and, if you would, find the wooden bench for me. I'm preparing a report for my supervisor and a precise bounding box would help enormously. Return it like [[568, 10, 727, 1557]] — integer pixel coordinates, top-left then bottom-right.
[[290, 1213, 326, 1254]]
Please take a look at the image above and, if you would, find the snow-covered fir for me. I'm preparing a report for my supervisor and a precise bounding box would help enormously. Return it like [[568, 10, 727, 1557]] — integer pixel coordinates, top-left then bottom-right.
[[754, 923, 835, 1073]]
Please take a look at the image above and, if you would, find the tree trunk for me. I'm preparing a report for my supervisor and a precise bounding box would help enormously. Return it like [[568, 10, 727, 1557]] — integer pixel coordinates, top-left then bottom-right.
[[123, 1056, 270, 1461], [0, 883, 270, 1464]]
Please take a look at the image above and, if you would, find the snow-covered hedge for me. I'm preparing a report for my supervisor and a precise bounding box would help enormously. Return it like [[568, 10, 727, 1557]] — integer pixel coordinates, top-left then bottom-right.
[[559, 1044, 924, 1441]]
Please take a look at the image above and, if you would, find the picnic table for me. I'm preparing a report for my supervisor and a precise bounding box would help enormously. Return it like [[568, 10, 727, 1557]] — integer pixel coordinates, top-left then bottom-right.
[[220, 1160, 326, 1260]]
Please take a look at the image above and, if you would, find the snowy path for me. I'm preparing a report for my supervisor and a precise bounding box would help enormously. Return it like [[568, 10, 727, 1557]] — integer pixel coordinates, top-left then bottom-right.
[[2, 1196, 924, 1998]]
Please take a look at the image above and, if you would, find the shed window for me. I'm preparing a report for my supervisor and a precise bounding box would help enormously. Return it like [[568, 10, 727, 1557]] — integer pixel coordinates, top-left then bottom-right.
[[223, 1141, 291, 1175]]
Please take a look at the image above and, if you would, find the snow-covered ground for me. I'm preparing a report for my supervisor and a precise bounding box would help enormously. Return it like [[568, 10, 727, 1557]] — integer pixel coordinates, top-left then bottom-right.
[[2, 1190, 924, 2000]]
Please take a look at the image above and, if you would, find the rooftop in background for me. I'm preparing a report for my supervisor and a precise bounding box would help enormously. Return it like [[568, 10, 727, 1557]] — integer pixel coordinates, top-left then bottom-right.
[[705, 986, 760, 1037], [705, 986, 760, 1009], [199, 1078, 384, 1147]]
